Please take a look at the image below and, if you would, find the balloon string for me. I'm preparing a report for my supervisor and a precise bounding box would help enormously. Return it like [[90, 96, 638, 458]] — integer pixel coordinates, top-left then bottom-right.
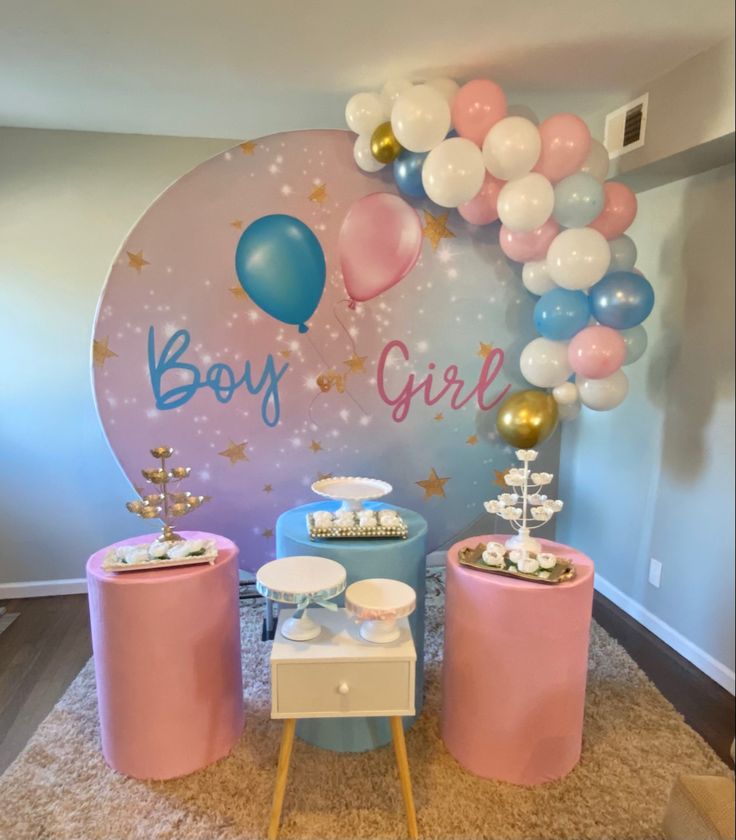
[[305, 332, 331, 369], [334, 299, 358, 355]]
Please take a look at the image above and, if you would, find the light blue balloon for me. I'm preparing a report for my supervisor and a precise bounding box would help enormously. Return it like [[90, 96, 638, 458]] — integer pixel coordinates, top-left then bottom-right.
[[553, 173, 604, 227], [393, 149, 428, 199], [235, 214, 325, 333], [533, 288, 591, 340], [620, 325, 648, 365], [608, 235, 638, 272], [589, 270, 655, 329]]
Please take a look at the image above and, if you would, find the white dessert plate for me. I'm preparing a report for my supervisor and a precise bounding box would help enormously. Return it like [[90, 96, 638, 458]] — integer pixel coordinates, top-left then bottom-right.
[[310, 476, 392, 511]]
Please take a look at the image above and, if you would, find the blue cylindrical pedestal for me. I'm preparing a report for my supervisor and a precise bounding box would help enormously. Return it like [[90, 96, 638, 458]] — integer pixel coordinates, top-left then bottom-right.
[[275, 501, 427, 752]]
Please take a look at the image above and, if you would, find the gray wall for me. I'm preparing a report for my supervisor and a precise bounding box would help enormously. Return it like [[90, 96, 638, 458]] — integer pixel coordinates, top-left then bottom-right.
[[558, 162, 735, 682], [0, 128, 234, 583]]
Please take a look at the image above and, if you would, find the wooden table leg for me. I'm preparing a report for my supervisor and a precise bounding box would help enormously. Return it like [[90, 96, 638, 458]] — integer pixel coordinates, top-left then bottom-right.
[[390, 715, 418, 839], [268, 718, 296, 840]]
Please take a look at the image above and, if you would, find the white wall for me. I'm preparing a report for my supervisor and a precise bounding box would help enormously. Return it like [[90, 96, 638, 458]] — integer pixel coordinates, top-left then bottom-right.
[[558, 162, 735, 691], [0, 128, 234, 588]]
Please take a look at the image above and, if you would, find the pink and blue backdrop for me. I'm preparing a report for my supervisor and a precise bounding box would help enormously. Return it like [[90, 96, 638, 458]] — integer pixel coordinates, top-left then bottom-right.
[[92, 128, 557, 571]]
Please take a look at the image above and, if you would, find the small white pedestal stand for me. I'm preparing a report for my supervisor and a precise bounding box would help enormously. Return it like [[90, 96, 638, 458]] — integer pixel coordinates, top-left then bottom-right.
[[345, 578, 416, 645]]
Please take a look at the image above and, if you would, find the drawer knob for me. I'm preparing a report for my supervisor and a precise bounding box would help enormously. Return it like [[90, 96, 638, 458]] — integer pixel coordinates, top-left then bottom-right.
[[337, 681, 350, 695]]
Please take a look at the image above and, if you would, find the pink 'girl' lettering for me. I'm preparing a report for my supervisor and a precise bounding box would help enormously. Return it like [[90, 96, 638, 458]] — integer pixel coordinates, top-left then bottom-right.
[[376, 339, 510, 423]]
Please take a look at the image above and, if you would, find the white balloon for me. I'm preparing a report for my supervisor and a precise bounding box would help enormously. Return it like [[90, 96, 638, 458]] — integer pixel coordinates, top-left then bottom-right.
[[546, 227, 611, 290], [381, 78, 413, 110], [482, 117, 541, 180], [577, 370, 629, 410], [580, 139, 610, 183], [345, 92, 387, 136], [522, 261, 557, 296], [520, 337, 572, 388], [391, 84, 451, 153], [552, 381, 579, 406], [426, 77, 459, 106], [608, 235, 638, 272], [353, 134, 385, 173], [497, 173, 554, 232], [422, 137, 485, 207], [558, 400, 581, 421]]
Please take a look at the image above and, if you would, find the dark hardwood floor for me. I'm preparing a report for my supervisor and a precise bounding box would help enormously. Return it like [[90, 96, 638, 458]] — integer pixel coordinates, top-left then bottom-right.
[[0, 591, 733, 775], [0, 595, 92, 774]]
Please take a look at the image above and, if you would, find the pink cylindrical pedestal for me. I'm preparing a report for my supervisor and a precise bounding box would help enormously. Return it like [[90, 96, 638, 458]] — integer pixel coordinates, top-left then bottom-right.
[[441, 536, 594, 786], [86, 531, 244, 780]]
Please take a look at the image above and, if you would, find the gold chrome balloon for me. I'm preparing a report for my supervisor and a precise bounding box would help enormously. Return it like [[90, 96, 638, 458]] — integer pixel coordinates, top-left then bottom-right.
[[496, 390, 559, 448], [370, 121, 402, 164]]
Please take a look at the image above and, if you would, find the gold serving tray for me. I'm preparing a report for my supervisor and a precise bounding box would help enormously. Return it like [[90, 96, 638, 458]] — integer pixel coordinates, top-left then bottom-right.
[[307, 514, 408, 541], [458, 543, 575, 585], [102, 550, 217, 573]]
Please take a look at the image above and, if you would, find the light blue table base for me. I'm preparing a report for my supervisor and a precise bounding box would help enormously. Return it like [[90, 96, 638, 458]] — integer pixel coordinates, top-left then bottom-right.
[[275, 501, 427, 753]]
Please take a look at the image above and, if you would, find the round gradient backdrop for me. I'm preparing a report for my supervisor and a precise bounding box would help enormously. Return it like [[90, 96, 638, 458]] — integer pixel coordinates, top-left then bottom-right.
[[93, 128, 551, 571]]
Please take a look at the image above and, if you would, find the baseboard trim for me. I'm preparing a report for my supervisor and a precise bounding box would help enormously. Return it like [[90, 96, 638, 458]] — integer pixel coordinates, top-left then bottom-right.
[[0, 579, 88, 599], [595, 573, 735, 696]]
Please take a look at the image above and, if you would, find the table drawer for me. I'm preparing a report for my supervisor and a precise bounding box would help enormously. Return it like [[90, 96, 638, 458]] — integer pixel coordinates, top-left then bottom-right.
[[273, 660, 414, 718]]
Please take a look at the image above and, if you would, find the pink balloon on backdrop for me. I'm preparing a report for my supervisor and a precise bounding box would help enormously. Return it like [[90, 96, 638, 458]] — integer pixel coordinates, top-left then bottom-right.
[[534, 113, 591, 182], [458, 173, 504, 224], [499, 218, 560, 263], [451, 80, 507, 147], [568, 325, 626, 379], [339, 192, 423, 304], [588, 182, 638, 240]]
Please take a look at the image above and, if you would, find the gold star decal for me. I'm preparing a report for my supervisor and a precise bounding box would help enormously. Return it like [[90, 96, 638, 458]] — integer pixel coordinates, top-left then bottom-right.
[[262, 528, 273, 538], [494, 468, 512, 488], [309, 439, 324, 453], [434, 413, 444, 421], [309, 183, 327, 203], [279, 348, 291, 359], [263, 484, 273, 493], [230, 219, 243, 229], [422, 210, 455, 250], [93, 337, 118, 367], [416, 467, 450, 500], [239, 141, 257, 155], [467, 435, 479, 445], [477, 342, 494, 359], [126, 250, 150, 273], [230, 286, 248, 300], [218, 441, 248, 465], [343, 354, 367, 374]]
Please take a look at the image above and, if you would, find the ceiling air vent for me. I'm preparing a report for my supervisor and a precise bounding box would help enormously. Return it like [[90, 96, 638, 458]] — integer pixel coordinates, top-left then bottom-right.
[[604, 92, 648, 159]]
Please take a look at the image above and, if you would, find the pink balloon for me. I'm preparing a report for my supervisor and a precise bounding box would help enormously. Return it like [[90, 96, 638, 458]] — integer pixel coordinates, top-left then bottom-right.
[[568, 325, 626, 379], [499, 218, 559, 263], [458, 173, 504, 224], [588, 182, 637, 240], [451, 79, 507, 147], [338, 192, 422, 303], [534, 113, 591, 182]]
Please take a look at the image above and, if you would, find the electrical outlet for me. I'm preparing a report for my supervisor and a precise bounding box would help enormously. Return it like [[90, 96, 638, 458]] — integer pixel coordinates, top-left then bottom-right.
[[648, 557, 662, 588]]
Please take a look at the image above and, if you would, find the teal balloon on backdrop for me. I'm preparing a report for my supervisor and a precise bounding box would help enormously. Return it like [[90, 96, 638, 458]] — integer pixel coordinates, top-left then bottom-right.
[[589, 270, 655, 329], [533, 287, 590, 340], [235, 214, 326, 333], [553, 172, 604, 227]]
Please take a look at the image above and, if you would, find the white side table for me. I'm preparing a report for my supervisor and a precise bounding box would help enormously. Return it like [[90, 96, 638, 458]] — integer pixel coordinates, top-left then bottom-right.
[[268, 607, 418, 839]]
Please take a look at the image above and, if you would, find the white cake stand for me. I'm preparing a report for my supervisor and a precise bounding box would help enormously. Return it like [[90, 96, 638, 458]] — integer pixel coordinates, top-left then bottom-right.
[[256, 556, 347, 641], [311, 476, 392, 512], [345, 578, 416, 644]]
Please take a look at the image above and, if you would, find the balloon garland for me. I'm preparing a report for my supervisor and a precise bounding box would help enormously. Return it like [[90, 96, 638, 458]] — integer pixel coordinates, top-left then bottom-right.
[[345, 77, 654, 448]]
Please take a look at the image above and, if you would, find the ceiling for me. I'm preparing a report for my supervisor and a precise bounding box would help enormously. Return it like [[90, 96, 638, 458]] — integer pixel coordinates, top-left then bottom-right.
[[1, 0, 733, 139]]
